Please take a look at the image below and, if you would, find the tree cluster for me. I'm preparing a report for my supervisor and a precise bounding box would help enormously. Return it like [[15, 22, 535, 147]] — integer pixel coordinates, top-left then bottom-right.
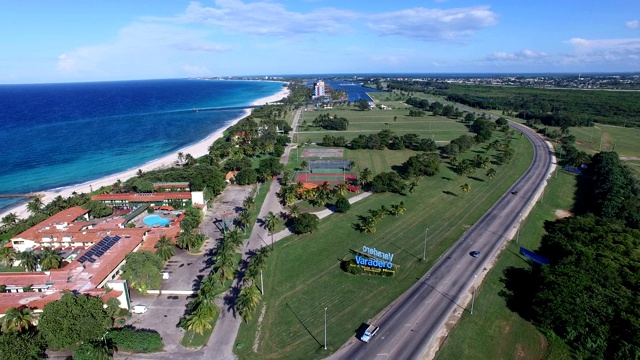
[[348, 130, 437, 152], [120, 251, 164, 293], [312, 113, 350, 131], [401, 152, 441, 178]]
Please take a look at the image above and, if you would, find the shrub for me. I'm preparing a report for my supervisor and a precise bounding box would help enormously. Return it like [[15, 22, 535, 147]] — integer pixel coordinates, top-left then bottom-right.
[[335, 196, 351, 213], [107, 327, 164, 353]]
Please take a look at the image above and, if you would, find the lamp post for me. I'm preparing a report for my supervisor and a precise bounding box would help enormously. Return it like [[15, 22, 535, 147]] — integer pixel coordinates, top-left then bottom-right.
[[260, 269, 264, 295], [423, 228, 429, 260], [471, 286, 476, 314], [324, 307, 328, 350]]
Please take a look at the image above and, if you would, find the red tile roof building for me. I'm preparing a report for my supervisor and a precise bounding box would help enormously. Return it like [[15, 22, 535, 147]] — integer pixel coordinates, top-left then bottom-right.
[[1, 205, 181, 315]]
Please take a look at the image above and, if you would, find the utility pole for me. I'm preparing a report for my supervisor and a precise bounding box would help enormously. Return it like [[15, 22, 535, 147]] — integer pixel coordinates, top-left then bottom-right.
[[423, 228, 429, 260], [324, 307, 328, 350]]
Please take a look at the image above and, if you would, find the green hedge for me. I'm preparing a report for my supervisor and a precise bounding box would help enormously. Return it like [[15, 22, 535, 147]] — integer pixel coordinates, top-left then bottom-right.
[[107, 327, 163, 353]]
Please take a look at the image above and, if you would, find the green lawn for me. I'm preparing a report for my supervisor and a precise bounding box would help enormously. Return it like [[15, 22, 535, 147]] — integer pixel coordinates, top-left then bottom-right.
[[296, 104, 470, 145], [234, 134, 534, 359], [435, 172, 577, 360]]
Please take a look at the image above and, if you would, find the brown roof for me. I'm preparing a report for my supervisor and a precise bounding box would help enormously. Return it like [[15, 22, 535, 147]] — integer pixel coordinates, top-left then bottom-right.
[[92, 192, 191, 202], [225, 171, 240, 181], [14, 206, 89, 241], [0, 272, 50, 287]]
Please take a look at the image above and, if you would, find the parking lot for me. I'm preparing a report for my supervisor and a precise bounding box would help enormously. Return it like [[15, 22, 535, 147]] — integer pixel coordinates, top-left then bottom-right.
[[124, 184, 255, 354]]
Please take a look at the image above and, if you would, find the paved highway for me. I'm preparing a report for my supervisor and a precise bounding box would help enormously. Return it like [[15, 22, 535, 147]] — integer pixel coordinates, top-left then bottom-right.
[[333, 121, 554, 360]]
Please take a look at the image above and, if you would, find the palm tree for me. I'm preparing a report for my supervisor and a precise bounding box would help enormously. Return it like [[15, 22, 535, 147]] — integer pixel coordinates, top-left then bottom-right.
[[39, 247, 61, 270], [186, 308, 213, 335], [486, 168, 497, 179], [236, 210, 252, 234], [154, 235, 175, 261], [17, 251, 38, 272], [80, 337, 117, 360], [1, 306, 34, 333], [359, 168, 373, 188], [1, 213, 18, 228], [112, 179, 122, 193], [264, 212, 280, 247], [0, 247, 17, 268], [26, 197, 43, 215], [184, 154, 196, 167], [361, 217, 377, 234], [177, 152, 185, 164], [136, 169, 144, 177], [397, 201, 406, 215], [460, 183, 471, 194], [242, 196, 255, 211], [237, 285, 262, 323], [334, 183, 348, 197], [214, 255, 236, 283], [288, 204, 300, 219], [300, 161, 308, 172]]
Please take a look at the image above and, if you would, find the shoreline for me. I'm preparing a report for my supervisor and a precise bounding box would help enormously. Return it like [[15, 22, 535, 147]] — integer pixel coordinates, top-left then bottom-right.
[[0, 83, 290, 221]]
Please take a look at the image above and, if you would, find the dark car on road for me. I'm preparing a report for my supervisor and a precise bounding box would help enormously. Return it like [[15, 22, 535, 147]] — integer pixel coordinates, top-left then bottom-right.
[[470, 251, 480, 258]]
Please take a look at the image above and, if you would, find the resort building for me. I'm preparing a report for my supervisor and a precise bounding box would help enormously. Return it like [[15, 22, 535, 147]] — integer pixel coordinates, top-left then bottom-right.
[[0, 204, 184, 316]]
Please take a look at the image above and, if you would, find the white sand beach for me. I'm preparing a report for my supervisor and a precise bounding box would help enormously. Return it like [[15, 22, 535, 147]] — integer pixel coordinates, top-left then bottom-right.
[[1, 84, 290, 221]]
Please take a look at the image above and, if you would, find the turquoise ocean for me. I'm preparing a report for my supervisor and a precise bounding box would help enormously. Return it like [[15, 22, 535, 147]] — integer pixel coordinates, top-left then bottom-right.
[[0, 79, 284, 212]]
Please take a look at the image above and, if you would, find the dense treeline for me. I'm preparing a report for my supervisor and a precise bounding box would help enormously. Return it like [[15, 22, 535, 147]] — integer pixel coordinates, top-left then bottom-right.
[[441, 85, 640, 128], [321, 129, 437, 152], [586, 152, 640, 228], [508, 151, 640, 359]]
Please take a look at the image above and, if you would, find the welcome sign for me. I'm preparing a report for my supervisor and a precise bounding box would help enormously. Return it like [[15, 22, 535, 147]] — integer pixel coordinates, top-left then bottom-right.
[[354, 246, 395, 269]]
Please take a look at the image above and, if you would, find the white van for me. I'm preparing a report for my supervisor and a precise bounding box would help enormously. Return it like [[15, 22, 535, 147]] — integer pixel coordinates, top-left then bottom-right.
[[132, 305, 148, 314]]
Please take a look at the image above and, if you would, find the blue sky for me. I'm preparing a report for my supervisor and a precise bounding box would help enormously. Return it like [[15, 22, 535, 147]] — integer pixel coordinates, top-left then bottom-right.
[[1, 0, 639, 83]]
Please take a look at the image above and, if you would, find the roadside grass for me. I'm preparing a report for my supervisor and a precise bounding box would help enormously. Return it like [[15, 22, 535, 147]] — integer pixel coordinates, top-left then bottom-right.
[[234, 135, 534, 360], [435, 172, 576, 360]]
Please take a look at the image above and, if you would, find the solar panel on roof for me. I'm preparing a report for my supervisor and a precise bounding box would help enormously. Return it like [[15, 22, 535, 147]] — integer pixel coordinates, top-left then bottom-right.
[[88, 258, 96, 263]]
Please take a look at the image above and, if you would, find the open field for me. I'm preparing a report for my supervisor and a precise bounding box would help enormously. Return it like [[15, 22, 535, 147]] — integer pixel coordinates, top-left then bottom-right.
[[234, 134, 534, 359], [295, 104, 470, 145], [435, 171, 576, 360]]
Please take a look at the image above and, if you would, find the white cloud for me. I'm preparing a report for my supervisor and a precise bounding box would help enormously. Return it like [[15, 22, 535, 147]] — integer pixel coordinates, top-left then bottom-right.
[[484, 49, 548, 62], [562, 37, 640, 64], [156, 1, 497, 42], [167, 0, 357, 36], [367, 6, 498, 41], [626, 20, 639, 29], [55, 23, 229, 79]]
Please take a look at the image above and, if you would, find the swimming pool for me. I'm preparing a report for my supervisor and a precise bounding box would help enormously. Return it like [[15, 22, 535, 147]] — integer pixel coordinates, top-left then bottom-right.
[[143, 214, 170, 227]]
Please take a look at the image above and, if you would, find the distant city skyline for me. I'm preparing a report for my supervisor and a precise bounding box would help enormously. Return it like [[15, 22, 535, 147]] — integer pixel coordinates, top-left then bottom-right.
[[1, 0, 639, 84]]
